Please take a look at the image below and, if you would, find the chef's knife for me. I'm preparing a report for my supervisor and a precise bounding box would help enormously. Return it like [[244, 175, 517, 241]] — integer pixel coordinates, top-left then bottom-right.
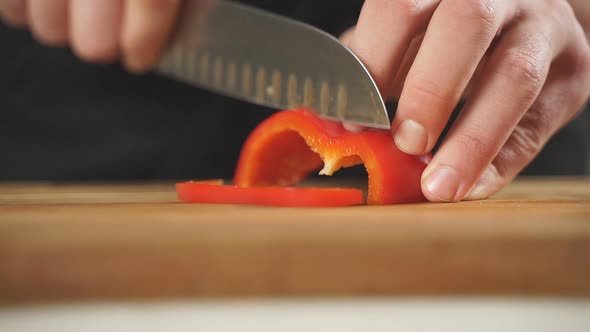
[[156, 0, 391, 130]]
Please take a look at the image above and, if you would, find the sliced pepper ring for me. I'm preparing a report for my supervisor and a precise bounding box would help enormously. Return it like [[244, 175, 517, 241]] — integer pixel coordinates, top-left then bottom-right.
[[176, 181, 363, 207]]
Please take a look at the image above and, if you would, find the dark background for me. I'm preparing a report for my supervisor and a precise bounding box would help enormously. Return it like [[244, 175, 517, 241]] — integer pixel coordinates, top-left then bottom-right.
[[0, 0, 588, 182]]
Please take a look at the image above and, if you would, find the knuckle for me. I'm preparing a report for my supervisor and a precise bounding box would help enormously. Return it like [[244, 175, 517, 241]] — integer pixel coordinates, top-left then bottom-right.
[[497, 112, 549, 171], [449, 0, 498, 30], [405, 71, 456, 110], [396, 0, 424, 16], [510, 125, 546, 158], [453, 128, 492, 158], [507, 50, 545, 84], [498, 47, 547, 102], [367, 0, 424, 20]]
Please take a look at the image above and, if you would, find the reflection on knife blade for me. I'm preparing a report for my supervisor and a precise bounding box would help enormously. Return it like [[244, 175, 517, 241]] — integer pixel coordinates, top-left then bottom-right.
[[156, 0, 391, 130]]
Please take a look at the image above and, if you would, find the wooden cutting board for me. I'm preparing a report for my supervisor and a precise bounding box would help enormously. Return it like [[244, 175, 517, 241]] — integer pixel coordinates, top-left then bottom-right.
[[0, 177, 589, 302]]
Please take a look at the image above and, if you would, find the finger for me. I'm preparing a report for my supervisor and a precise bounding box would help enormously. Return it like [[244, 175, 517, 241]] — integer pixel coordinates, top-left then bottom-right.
[[388, 33, 424, 100], [467, 31, 590, 200], [121, 0, 182, 73], [0, 0, 28, 27], [389, 34, 490, 101], [421, 16, 567, 202], [28, 0, 69, 46], [70, 0, 123, 63], [348, 0, 440, 96], [393, 0, 517, 156]]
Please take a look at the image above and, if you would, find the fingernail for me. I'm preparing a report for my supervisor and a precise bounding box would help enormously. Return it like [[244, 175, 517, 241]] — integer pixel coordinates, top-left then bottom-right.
[[394, 120, 428, 154], [465, 166, 498, 201], [423, 165, 461, 202], [465, 182, 488, 201]]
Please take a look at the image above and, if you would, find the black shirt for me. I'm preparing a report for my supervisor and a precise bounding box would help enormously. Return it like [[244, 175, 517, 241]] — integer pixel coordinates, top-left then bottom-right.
[[0, 0, 588, 181]]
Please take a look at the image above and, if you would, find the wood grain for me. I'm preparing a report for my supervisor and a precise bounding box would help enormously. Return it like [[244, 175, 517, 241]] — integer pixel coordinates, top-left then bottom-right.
[[0, 177, 589, 302]]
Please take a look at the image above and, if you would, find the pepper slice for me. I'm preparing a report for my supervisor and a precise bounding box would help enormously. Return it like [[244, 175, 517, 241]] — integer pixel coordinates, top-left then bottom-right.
[[234, 109, 429, 204], [176, 181, 363, 207]]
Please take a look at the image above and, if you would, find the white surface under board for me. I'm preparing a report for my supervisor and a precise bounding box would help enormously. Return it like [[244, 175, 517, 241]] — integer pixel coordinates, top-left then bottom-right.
[[1, 298, 589, 332]]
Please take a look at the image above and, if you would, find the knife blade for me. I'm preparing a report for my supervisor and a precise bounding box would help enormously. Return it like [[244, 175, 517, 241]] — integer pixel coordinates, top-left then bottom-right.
[[156, 0, 391, 130]]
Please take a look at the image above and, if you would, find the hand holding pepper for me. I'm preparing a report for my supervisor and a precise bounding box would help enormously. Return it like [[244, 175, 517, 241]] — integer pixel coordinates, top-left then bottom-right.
[[343, 0, 590, 202]]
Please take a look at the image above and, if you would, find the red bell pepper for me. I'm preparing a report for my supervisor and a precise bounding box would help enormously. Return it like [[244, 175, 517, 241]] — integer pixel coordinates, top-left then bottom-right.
[[234, 109, 429, 204], [176, 181, 363, 207]]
